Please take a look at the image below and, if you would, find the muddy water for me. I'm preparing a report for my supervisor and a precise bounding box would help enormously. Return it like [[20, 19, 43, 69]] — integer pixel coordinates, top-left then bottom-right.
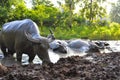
[[97, 40, 120, 53], [0, 40, 120, 65], [21, 47, 87, 65]]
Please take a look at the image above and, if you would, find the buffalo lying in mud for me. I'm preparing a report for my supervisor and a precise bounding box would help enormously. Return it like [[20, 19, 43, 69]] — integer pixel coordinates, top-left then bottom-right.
[[0, 19, 54, 64], [49, 40, 68, 53], [67, 39, 109, 52]]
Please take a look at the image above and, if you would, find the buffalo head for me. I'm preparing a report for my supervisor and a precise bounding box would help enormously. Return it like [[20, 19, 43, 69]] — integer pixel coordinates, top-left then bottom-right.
[[25, 32, 54, 64]]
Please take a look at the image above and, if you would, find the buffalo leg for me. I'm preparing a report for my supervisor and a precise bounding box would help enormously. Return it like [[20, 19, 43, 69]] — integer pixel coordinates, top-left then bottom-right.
[[8, 49, 15, 56], [37, 49, 51, 64], [28, 53, 36, 63], [1, 46, 8, 57], [16, 51, 22, 63], [15, 40, 23, 64]]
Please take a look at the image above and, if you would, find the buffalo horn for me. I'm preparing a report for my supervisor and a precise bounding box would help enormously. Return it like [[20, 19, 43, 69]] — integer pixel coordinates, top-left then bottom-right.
[[49, 29, 55, 40], [25, 32, 41, 43]]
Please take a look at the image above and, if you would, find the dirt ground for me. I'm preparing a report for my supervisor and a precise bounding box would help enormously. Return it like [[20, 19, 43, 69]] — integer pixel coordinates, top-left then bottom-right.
[[0, 52, 120, 80]]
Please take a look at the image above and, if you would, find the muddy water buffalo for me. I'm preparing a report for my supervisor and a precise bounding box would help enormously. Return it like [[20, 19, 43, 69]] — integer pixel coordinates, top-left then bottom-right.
[[49, 40, 68, 53], [0, 19, 53, 64], [67, 39, 100, 52]]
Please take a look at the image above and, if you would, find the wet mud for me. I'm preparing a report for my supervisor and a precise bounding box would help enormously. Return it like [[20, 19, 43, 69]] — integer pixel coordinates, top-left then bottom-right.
[[0, 52, 120, 80]]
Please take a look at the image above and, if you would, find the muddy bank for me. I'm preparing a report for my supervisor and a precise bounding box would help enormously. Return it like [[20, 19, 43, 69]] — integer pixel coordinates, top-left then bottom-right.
[[0, 52, 120, 80]]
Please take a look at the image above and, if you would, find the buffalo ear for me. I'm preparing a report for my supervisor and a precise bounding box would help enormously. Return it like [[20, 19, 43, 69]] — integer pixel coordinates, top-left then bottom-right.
[[47, 34, 55, 43], [104, 42, 109, 46], [25, 32, 41, 44], [94, 42, 100, 46]]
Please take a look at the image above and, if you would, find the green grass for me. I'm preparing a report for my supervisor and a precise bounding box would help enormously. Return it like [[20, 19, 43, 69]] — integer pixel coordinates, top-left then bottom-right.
[[39, 22, 120, 40]]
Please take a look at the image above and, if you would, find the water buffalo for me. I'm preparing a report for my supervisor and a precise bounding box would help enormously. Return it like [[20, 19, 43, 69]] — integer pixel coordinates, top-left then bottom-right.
[[67, 39, 100, 52], [0, 19, 54, 64], [49, 40, 68, 53]]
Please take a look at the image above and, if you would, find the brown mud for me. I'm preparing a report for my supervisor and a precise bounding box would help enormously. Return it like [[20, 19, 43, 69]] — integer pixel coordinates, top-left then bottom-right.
[[0, 52, 120, 80]]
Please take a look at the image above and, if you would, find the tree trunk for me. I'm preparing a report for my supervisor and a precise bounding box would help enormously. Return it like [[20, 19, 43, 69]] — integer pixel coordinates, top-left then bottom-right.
[[90, 0, 93, 23]]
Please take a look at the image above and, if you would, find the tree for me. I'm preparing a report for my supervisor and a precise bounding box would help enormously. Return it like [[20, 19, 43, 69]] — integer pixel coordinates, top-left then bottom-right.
[[32, 0, 53, 7], [0, 0, 24, 25], [56, 0, 107, 28], [110, 0, 120, 23], [64, 0, 80, 28], [79, 0, 107, 23], [12, 2, 28, 20], [0, 0, 24, 10], [56, 0, 80, 29]]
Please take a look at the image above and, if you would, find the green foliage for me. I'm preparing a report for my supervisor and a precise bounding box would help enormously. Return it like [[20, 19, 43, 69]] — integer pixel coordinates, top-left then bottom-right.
[[12, 2, 28, 20], [95, 18, 109, 26], [32, 5, 49, 26], [1, 0, 120, 40], [109, 22, 120, 28], [0, 6, 8, 25], [89, 27, 112, 40], [40, 23, 120, 40], [0, 0, 23, 8], [43, 6, 59, 27], [57, 0, 81, 28], [0, 0, 25, 26], [110, 0, 120, 23], [0, 0, 108, 28], [31, 5, 59, 27], [32, 0, 52, 6], [79, 0, 107, 23], [73, 15, 88, 26]]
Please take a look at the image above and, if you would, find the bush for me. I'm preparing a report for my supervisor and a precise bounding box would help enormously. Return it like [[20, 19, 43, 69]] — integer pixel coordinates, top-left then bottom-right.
[[109, 22, 120, 28], [39, 24, 120, 40]]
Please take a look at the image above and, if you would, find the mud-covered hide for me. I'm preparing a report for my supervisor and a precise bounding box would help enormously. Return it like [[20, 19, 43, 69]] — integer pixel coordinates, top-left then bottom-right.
[[94, 41, 110, 49], [1, 19, 51, 64], [67, 39, 100, 52], [68, 39, 90, 52], [2, 19, 40, 39], [49, 40, 68, 54]]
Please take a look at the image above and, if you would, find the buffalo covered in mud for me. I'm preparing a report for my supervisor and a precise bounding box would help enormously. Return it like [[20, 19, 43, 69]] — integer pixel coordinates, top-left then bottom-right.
[[0, 19, 54, 64]]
